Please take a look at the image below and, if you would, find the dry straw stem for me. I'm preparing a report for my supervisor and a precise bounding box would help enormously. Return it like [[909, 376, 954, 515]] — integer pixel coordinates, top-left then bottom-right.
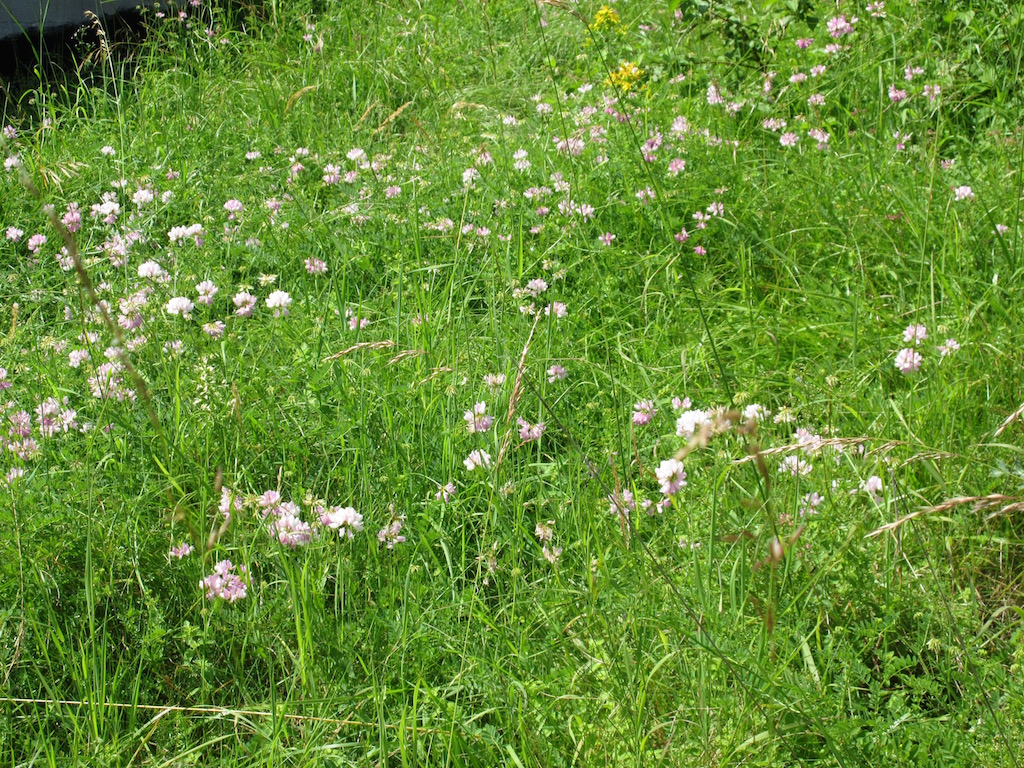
[[372, 100, 413, 136], [994, 401, 1024, 436], [352, 101, 380, 131], [536, 0, 587, 23], [732, 435, 956, 466], [323, 340, 396, 361], [0, 697, 445, 736], [497, 313, 542, 466], [285, 84, 319, 113], [417, 366, 453, 387], [867, 493, 1024, 538], [387, 348, 426, 365], [83, 10, 111, 65]]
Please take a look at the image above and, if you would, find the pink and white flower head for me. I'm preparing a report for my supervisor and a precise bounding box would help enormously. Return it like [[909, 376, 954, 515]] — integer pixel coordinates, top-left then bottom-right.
[[903, 323, 927, 345], [795, 428, 824, 454], [223, 199, 243, 220], [270, 508, 312, 548], [938, 338, 960, 357], [377, 515, 407, 549], [201, 560, 249, 602], [656, 458, 687, 495], [826, 15, 857, 37], [676, 408, 711, 438], [203, 321, 226, 339], [632, 400, 657, 426], [68, 349, 90, 368], [801, 492, 824, 516], [535, 521, 554, 543], [894, 348, 922, 374], [266, 290, 292, 317], [953, 185, 974, 201], [257, 489, 282, 513], [483, 373, 506, 388], [196, 280, 219, 305], [464, 449, 492, 472], [860, 475, 883, 502], [170, 542, 193, 559], [435, 482, 456, 503], [547, 364, 568, 383], [219, 487, 243, 523], [779, 456, 813, 476], [305, 257, 327, 274], [165, 296, 195, 319], [742, 403, 767, 422], [517, 418, 546, 442], [233, 291, 258, 317], [137, 261, 166, 280], [464, 402, 494, 433], [545, 302, 568, 318], [608, 489, 636, 518], [321, 506, 364, 539]]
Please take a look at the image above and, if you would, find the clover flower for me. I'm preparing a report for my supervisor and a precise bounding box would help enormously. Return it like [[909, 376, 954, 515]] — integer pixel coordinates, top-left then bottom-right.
[[894, 347, 922, 374], [201, 560, 249, 602], [903, 323, 927, 345], [656, 458, 687, 495], [632, 400, 657, 426], [170, 542, 193, 559], [464, 449, 492, 472], [517, 418, 546, 442], [233, 291, 257, 317], [321, 506, 364, 539]]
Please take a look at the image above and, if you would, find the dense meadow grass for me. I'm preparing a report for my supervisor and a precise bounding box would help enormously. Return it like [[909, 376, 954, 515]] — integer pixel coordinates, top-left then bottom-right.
[[1, 0, 1023, 764]]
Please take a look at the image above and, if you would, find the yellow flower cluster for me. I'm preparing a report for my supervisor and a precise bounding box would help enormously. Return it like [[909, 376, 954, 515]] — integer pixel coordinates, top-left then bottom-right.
[[591, 5, 621, 30], [605, 61, 645, 92]]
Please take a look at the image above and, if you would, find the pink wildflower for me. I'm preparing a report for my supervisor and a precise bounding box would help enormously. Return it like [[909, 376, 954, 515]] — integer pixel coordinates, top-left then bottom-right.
[[233, 291, 257, 317], [68, 349, 90, 368], [377, 514, 406, 548], [517, 418, 546, 442], [547, 365, 568, 383], [894, 347, 922, 374], [656, 458, 687, 495], [435, 482, 456, 502], [196, 280, 218, 305], [321, 506, 364, 539], [203, 321, 226, 339], [265, 290, 292, 317], [464, 402, 494, 433], [464, 449, 492, 472], [170, 542, 193, 559], [860, 475, 883, 502], [305, 257, 327, 274], [903, 323, 928, 345], [632, 400, 657, 426], [201, 560, 249, 602], [165, 297, 195, 319]]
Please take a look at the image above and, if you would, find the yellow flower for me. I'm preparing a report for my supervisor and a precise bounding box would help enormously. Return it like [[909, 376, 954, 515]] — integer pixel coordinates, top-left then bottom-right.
[[605, 61, 645, 93], [591, 5, 620, 30]]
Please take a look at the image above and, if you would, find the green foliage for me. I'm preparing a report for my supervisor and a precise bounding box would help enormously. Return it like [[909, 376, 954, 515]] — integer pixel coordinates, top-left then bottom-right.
[[1, 0, 1023, 764]]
